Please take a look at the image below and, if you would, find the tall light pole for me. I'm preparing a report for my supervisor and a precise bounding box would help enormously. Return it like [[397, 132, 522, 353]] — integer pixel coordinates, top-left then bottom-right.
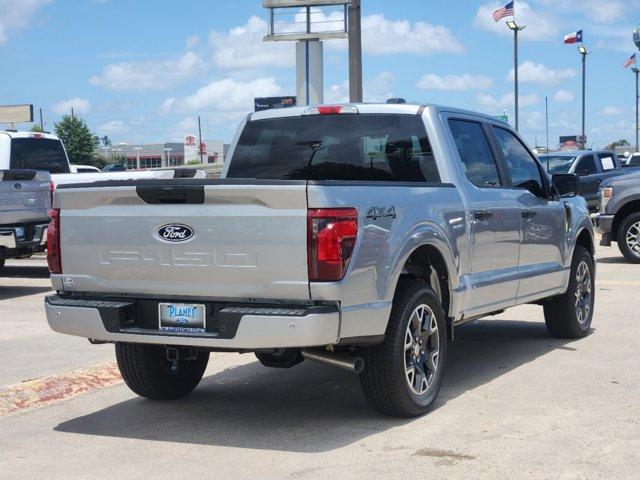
[[578, 45, 589, 150], [507, 21, 526, 132], [633, 67, 640, 152], [348, 0, 363, 103]]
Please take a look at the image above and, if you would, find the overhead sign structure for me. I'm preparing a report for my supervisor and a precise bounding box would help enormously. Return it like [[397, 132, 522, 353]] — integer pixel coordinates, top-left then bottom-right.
[[635, 26, 640, 50], [0, 104, 34, 124], [263, 0, 350, 7]]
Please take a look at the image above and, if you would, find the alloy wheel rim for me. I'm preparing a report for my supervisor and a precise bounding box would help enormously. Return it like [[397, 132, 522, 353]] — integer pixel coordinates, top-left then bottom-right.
[[574, 261, 592, 325], [404, 304, 440, 395], [625, 221, 640, 257]]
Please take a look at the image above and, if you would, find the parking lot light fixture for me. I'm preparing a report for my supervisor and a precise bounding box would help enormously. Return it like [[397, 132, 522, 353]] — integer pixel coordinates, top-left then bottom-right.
[[578, 46, 590, 150], [507, 21, 526, 132]]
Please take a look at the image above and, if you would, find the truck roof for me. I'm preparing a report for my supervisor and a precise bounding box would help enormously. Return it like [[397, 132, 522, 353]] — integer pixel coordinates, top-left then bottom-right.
[[0, 130, 60, 141], [249, 102, 507, 125]]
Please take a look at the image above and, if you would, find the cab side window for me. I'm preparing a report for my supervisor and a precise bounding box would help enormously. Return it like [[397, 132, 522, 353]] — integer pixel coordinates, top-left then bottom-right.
[[493, 127, 546, 198], [598, 154, 616, 172], [449, 120, 502, 188], [575, 154, 597, 176]]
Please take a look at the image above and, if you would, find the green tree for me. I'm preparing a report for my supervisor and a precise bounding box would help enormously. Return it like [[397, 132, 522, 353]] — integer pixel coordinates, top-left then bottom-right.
[[101, 135, 112, 147], [605, 139, 630, 150], [31, 124, 44, 133], [54, 115, 101, 167]]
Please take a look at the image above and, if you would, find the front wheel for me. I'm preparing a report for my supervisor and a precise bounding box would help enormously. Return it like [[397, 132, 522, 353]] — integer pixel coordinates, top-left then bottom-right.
[[543, 245, 595, 339], [360, 281, 447, 417], [617, 212, 640, 263], [115, 343, 209, 400]]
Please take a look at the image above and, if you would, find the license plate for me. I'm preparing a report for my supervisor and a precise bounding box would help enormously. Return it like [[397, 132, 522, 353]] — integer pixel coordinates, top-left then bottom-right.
[[158, 303, 206, 333]]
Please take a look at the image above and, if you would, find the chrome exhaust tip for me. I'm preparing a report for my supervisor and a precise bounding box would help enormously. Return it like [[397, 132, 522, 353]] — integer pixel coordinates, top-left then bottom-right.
[[302, 349, 364, 374]]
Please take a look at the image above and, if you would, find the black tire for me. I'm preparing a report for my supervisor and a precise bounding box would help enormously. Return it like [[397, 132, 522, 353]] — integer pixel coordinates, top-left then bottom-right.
[[115, 343, 209, 400], [544, 245, 595, 339], [360, 281, 447, 417], [616, 212, 640, 263]]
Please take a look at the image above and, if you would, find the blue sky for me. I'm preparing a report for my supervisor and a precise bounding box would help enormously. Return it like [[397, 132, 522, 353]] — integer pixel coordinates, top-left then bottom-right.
[[2, 0, 640, 149]]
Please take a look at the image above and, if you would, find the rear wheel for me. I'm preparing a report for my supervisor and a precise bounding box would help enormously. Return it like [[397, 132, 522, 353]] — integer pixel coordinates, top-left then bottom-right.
[[617, 212, 640, 263], [544, 245, 595, 339], [115, 343, 209, 400], [360, 281, 447, 417]]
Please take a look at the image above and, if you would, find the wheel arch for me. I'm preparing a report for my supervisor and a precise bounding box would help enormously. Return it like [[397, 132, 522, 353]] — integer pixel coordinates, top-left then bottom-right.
[[391, 242, 455, 319], [611, 200, 640, 241]]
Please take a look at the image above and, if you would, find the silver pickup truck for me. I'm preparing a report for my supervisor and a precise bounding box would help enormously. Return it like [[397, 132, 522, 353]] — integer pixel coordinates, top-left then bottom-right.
[[45, 103, 595, 417]]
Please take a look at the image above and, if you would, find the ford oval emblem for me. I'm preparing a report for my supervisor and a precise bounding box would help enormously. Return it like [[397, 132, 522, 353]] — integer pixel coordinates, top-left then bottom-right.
[[157, 224, 194, 243]]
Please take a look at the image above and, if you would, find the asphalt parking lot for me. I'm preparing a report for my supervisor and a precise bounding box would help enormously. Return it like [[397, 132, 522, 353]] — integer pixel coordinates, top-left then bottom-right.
[[1, 245, 639, 479]]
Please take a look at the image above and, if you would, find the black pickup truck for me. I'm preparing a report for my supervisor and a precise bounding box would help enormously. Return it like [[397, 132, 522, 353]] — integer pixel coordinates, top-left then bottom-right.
[[540, 150, 638, 212]]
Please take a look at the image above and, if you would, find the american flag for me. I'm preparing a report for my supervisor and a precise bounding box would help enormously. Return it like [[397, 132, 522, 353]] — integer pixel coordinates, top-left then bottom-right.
[[493, 1, 515, 22], [624, 53, 637, 69]]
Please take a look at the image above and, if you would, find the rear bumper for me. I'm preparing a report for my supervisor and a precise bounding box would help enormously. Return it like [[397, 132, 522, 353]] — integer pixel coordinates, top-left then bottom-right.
[[0, 223, 48, 254], [45, 295, 340, 350]]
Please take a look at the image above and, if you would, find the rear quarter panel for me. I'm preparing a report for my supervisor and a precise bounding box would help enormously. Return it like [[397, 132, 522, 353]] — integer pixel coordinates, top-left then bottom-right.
[[308, 183, 466, 338]]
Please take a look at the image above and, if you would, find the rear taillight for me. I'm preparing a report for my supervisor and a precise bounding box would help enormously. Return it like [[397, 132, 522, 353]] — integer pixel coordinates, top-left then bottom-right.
[[47, 208, 62, 274], [308, 208, 358, 282]]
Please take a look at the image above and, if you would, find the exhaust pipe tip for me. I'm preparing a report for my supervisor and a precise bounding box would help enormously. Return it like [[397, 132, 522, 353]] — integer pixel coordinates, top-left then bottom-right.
[[302, 349, 365, 374]]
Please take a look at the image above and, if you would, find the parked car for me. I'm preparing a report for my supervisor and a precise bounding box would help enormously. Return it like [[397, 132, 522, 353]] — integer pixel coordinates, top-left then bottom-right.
[[70, 164, 101, 173], [596, 171, 640, 262], [44, 103, 595, 417], [539, 150, 635, 212], [102, 163, 127, 172], [624, 152, 640, 168]]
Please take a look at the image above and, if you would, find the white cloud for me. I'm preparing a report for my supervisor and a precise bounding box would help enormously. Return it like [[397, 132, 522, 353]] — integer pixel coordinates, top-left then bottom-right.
[[358, 14, 464, 55], [598, 106, 624, 116], [161, 77, 283, 114], [553, 90, 575, 103], [185, 35, 199, 49], [476, 92, 540, 111], [208, 14, 463, 71], [209, 16, 294, 70], [537, 0, 625, 24], [52, 97, 91, 115], [0, 0, 52, 46], [416, 73, 493, 91], [474, 1, 559, 41], [89, 52, 206, 92], [99, 120, 129, 135], [507, 61, 576, 86]]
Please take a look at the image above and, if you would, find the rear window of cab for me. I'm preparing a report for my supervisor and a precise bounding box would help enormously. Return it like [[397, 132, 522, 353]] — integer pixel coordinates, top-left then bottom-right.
[[227, 114, 440, 183]]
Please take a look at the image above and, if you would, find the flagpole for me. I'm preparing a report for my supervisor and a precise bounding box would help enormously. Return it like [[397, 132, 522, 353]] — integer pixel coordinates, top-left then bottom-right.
[[578, 44, 589, 151], [634, 67, 639, 152]]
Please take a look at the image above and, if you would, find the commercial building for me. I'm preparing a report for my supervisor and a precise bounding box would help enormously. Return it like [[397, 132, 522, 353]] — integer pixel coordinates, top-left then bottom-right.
[[102, 137, 227, 170]]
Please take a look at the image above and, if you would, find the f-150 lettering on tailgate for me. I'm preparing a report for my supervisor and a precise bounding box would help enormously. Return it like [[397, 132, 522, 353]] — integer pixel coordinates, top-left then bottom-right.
[[99, 248, 257, 268]]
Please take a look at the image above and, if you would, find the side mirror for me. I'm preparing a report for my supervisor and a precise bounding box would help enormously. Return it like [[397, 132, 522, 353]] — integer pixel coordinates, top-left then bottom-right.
[[552, 173, 579, 198]]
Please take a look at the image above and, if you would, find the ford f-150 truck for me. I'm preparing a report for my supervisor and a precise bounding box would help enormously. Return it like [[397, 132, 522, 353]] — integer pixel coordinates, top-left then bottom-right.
[[44, 103, 596, 417], [596, 171, 640, 263]]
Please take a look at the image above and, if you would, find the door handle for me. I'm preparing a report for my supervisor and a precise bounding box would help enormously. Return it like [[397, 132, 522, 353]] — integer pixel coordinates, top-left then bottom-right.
[[522, 210, 538, 220], [474, 210, 494, 221]]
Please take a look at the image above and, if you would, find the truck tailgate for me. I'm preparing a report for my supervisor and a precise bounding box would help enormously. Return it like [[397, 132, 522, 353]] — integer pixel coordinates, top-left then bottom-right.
[[0, 170, 50, 224], [56, 181, 310, 300]]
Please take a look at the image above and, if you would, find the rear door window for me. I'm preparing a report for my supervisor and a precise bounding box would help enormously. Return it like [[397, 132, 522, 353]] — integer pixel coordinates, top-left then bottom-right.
[[448, 120, 502, 188], [575, 154, 597, 175], [10, 138, 70, 173], [227, 114, 440, 182]]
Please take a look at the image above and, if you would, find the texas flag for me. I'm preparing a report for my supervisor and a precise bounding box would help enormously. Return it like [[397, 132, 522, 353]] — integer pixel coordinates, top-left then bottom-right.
[[564, 30, 583, 44], [624, 53, 637, 69]]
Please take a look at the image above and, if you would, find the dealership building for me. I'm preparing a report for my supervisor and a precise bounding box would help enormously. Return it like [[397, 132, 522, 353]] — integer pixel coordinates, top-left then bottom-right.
[[103, 137, 226, 169]]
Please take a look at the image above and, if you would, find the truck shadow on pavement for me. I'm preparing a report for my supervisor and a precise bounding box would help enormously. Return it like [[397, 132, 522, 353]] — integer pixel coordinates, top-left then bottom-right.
[[55, 319, 581, 453], [0, 285, 52, 300], [0, 265, 51, 279]]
